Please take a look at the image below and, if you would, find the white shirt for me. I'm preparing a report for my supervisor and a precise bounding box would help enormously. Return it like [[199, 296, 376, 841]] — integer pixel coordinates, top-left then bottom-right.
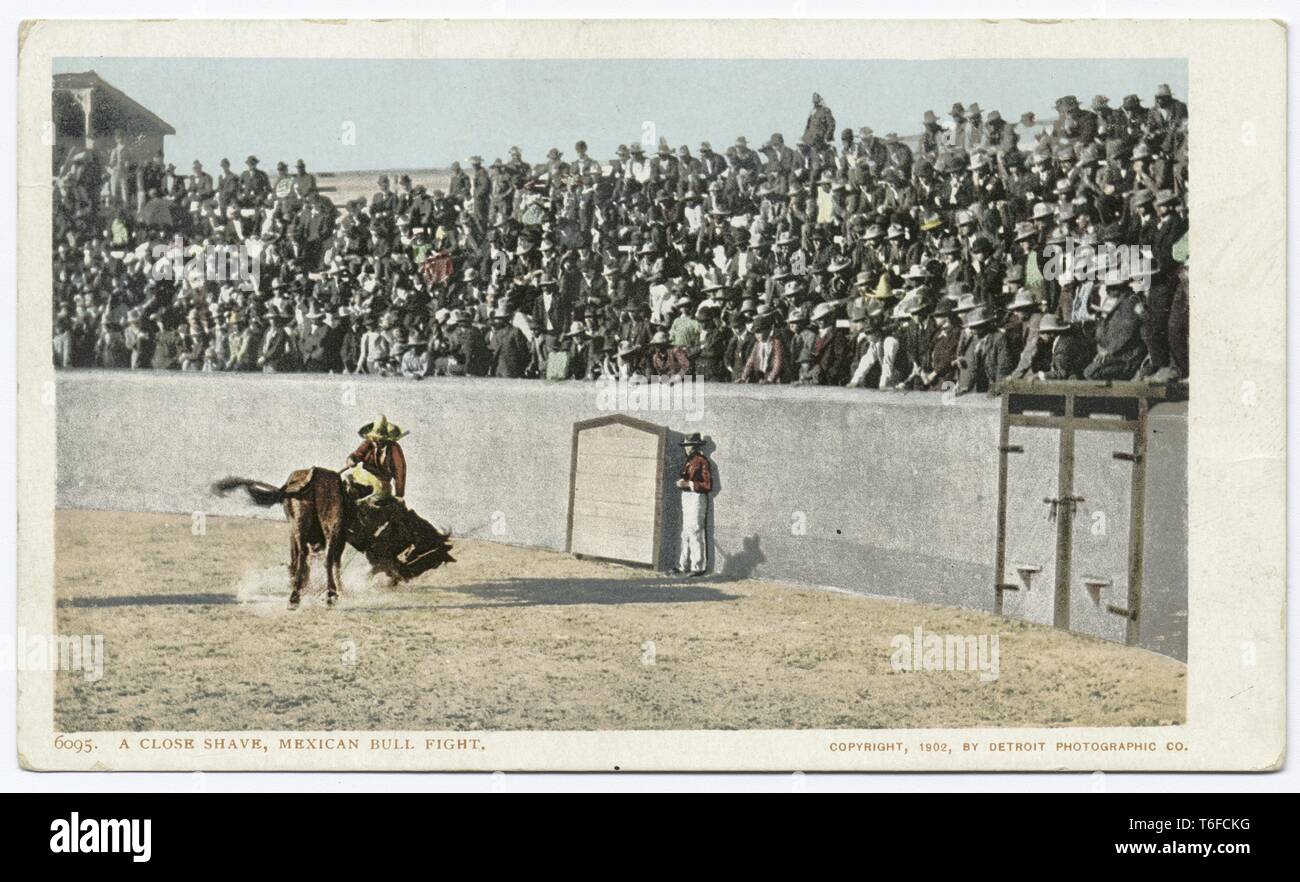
[[850, 335, 901, 389]]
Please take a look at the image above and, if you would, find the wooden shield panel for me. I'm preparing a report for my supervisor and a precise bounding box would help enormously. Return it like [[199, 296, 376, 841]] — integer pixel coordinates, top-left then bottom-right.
[[566, 415, 667, 567]]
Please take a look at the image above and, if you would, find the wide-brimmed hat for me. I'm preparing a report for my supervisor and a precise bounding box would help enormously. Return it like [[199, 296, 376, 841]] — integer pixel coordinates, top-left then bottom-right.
[[898, 291, 928, 316], [909, 285, 935, 311], [963, 305, 996, 328], [931, 295, 959, 318], [867, 274, 895, 300], [699, 271, 727, 294], [1008, 287, 1041, 311], [616, 340, 640, 357], [358, 414, 408, 442], [680, 432, 706, 449], [810, 302, 837, 323], [1038, 314, 1072, 334]]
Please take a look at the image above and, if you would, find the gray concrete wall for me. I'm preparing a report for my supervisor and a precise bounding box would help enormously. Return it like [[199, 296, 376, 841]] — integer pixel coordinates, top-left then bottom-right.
[[55, 371, 1187, 659]]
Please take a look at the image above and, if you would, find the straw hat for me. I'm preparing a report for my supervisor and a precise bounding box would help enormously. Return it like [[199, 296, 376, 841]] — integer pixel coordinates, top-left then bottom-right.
[[357, 414, 408, 442]]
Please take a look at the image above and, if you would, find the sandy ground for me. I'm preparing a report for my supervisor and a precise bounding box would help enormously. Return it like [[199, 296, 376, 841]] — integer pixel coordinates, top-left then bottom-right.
[[54, 509, 1185, 732], [320, 168, 450, 207]]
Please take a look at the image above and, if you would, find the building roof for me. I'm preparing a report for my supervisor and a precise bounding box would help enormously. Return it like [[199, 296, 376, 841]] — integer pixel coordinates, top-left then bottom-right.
[[53, 70, 176, 136]]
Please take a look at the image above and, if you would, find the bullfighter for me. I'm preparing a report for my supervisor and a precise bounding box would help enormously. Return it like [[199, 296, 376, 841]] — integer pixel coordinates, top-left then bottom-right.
[[674, 432, 713, 577]]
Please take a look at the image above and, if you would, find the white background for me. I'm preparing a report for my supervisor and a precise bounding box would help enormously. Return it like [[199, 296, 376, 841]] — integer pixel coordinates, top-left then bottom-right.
[[2, 0, 1294, 794]]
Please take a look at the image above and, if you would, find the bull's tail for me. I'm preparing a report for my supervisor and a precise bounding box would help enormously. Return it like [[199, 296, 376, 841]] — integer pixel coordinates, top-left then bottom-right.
[[210, 476, 284, 507]]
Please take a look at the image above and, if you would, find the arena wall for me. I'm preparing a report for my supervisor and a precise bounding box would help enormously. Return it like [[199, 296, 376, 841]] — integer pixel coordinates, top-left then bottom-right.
[[55, 371, 1187, 659]]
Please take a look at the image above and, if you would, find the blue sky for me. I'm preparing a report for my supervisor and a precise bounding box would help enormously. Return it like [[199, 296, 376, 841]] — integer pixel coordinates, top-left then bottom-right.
[[56, 57, 1188, 172]]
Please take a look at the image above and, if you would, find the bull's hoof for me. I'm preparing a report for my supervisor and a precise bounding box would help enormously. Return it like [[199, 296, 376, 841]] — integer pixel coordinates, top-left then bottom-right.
[[287, 594, 301, 610], [326, 593, 338, 607]]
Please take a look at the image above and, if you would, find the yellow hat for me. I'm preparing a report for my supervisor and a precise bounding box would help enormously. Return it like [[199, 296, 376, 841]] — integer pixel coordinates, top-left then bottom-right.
[[358, 414, 408, 442], [868, 274, 895, 300]]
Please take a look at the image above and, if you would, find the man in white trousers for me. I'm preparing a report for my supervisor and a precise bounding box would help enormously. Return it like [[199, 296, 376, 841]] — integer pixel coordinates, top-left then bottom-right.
[[674, 433, 713, 577]]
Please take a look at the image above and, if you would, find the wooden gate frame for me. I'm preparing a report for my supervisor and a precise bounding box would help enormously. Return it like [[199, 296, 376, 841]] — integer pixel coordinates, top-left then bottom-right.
[[993, 379, 1174, 645], [565, 413, 668, 569]]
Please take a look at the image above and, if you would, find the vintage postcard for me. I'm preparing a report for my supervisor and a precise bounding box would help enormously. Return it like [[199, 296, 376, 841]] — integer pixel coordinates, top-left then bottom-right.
[[14, 18, 1285, 771]]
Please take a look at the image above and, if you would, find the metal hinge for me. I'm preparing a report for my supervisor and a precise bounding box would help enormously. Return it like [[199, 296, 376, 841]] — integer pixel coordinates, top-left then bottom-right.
[[1106, 604, 1138, 621]]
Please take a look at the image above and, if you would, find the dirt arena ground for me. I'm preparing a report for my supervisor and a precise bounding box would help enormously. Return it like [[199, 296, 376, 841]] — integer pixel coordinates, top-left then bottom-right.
[[54, 509, 1185, 732]]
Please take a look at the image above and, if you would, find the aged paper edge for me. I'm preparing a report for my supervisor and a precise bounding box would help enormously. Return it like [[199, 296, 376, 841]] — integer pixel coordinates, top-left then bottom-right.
[[15, 18, 1287, 772]]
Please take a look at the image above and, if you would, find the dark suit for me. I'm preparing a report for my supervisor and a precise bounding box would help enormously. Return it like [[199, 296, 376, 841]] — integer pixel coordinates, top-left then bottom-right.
[[1043, 332, 1094, 380], [532, 291, 572, 343], [807, 328, 852, 386], [960, 330, 1012, 393], [490, 326, 533, 378], [1084, 294, 1146, 380], [689, 326, 732, 382]]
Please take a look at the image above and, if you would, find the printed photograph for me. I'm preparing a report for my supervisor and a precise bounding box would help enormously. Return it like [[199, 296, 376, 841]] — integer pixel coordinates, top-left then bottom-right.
[[47, 52, 1190, 735]]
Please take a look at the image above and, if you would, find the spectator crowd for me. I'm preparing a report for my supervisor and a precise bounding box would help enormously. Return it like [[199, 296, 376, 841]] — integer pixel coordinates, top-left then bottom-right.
[[53, 86, 1189, 392]]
